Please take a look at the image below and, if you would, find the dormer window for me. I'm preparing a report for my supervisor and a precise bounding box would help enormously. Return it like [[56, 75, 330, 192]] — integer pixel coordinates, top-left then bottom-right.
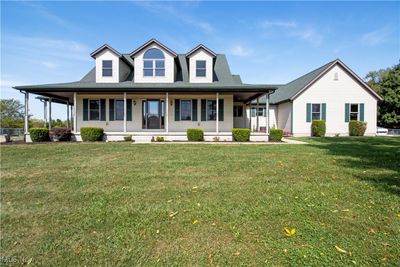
[[196, 60, 206, 77], [102, 60, 112, 77], [143, 48, 165, 77]]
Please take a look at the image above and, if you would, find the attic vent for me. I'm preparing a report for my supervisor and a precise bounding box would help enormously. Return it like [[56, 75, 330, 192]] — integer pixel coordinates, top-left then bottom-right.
[[334, 72, 339, 81]]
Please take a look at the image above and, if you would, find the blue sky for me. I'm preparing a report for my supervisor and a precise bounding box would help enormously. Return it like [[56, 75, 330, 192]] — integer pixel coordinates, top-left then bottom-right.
[[1, 1, 399, 119]]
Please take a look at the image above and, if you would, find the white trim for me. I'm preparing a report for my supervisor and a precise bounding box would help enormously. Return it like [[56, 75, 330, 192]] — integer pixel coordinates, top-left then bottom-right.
[[73, 92, 77, 132], [186, 44, 217, 57], [123, 92, 127, 133], [216, 93, 219, 134], [165, 93, 169, 133], [102, 60, 113, 77], [311, 103, 322, 121], [195, 60, 207, 77], [88, 99, 101, 121], [206, 99, 217, 121], [180, 99, 192, 121], [349, 103, 360, 121]]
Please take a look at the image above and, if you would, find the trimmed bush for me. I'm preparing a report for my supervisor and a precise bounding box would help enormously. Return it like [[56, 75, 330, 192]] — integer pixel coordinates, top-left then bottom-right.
[[80, 127, 104, 142], [311, 120, 326, 137], [232, 128, 251, 142], [155, 136, 164, 142], [187, 128, 204, 141], [349, 120, 367, 136], [49, 128, 71, 141], [270, 128, 283, 142], [30, 128, 50, 142]]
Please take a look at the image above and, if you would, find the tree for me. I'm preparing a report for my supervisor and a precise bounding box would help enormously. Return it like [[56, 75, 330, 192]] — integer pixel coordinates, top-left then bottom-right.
[[365, 63, 400, 128], [0, 99, 25, 128]]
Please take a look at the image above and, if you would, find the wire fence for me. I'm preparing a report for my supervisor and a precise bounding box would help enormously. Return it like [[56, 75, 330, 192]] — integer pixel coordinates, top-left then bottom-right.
[[0, 128, 24, 136]]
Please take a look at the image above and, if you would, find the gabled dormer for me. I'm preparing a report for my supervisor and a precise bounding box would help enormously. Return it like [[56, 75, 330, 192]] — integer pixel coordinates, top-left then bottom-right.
[[130, 39, 177, 83], [91, 44, 123, 83], [186, 44, 216, 83]]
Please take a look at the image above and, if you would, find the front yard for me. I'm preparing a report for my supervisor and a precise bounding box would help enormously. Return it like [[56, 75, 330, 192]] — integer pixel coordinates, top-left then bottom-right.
[[1, 137, 399, 266]]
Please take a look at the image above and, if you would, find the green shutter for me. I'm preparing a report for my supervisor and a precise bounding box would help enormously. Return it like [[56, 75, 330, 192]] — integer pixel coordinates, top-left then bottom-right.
[[201, 99, 207, 121], [100, 99, 106, 121], [174, 99, 180, 121], [127, 99, 132, 121], [359, 103, 364, 121], [322, 103, 326, 121], [218, 99, 224, 121], [109, 99, 114, 121], [345, 103, 350, 122], [192, 99, 197, 121], [83, 99, 88, 121], [306, 103, 311, 122]]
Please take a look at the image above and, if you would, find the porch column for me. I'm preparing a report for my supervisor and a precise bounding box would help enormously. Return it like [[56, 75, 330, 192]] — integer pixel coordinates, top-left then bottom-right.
[[48, 98, 52, 130], [165, 92, 169, 133], [216, 92, 219, 134], [123, 92, 127, 133], [73, 92, 77, 133], [266, 93, 270, 136], [43, 100, 47, 127], [66, 101, 70, 129], [256, 97, 259, 132], [24, 92, 29, 134], [70, 104, 73, 131], [249, 104, 252, 130]]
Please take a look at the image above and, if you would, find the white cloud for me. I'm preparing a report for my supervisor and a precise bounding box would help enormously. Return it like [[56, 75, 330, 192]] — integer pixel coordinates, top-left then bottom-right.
[[229, 45, 252, 57], [259, 20, 297, 28], [290, 27, 323, 47], [361, 28, 390, 46], [21, 2, 72, 29]]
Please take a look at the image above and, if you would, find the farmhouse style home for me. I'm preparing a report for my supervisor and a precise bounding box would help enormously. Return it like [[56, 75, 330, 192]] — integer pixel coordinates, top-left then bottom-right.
[[14, 39, 382, 142]]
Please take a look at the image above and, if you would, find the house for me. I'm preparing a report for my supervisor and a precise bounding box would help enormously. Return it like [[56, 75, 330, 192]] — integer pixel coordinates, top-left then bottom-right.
[[14, 39, 382, 142]]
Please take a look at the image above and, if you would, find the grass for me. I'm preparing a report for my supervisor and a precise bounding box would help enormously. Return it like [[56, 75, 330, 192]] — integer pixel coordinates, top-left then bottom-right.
[[1, 137, 399, 266]]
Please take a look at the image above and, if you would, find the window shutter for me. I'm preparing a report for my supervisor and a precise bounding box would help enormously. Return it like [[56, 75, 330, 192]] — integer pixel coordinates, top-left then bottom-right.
[[345, 103, 350, 122], [192, 99, 197, 121], [218, 99, 224, 121], [109, 99, 114, 121], [100, 99, 106, 121], [322, 103, 326, 121], [306, 103, 311, 122], [83, 99, 88, 121], [201, 99, 207, 121], [174, 99, 180, 121], [127, 99, 132, 121], [359, 103, 364, 121]]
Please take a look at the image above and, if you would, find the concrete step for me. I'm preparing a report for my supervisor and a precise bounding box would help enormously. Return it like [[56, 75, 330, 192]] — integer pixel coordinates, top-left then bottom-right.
[[133, 135, 153, 143]]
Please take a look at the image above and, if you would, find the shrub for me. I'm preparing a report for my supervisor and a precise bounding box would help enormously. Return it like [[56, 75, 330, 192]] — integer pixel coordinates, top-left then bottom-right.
[[30, 128, 50, 142], [349, 120, 367, 136], [80, 127, 104, 142], [270, 128, 283, 142], [187, 128, 204, 141], [311, 120, 326, 137], [123, 135, 132, 142], [232, 128, 251, 142], [155, 136, 164, 142], [49, 128, 71, 141]]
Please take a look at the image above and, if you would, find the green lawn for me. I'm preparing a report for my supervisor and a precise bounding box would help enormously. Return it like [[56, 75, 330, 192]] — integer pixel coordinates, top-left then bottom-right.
[[1, 137, 399, 266]]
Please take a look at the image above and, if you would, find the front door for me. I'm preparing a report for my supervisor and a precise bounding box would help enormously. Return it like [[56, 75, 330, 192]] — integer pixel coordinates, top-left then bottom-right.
[[142, 100, 165, 129]]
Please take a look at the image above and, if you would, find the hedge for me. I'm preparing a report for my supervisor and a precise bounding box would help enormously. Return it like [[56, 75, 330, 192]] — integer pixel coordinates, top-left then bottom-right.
[[49, 128, 71, 141], [349, 120, 367, 136], [80, 127, 104, 141], [311, 120, 326, 137], [30, 128, 50, 142], [187, 128, 204, 141], [232, 128, 251, 142], [270, 128, 283, 142]]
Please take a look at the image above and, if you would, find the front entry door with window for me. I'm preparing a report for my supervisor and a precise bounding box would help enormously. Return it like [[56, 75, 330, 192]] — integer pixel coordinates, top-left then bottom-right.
[[142, 100, 165, 129]]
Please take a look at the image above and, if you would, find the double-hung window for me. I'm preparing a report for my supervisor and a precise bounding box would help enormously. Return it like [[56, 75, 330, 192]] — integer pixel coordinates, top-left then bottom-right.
[[350, 104, 359, 120], [180, 100, 192, 121], [207, 100, 216, 120], [115, 100, 124, 121], [143, 48, 165, 77], [196, 60, 206, 77], [312, 104, 322, 120], [102, 60, 112, 77], [89, 100, 100, 120]]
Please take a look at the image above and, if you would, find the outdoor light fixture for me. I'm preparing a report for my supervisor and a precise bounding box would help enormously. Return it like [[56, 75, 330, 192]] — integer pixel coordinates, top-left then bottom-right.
[[170, 100, 173, 106], [133, 100, 136, 105]]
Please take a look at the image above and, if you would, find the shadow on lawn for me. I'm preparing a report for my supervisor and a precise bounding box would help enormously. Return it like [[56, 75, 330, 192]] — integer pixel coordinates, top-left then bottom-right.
[[308, 137, 400, 196]]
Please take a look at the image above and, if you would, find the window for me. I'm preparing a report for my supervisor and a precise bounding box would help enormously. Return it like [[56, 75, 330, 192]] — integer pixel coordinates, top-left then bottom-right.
[[196, 60, 206, 77], [115, 100, 124, 121], [350, 104, 359, 120], [102, 60, 112, 77], [89, 100, 100, 120], [251, 107, 256, 117], [207, 100, 216, 120], [251, 107, 265, 117], [312, 104, 321, 120], [143, 48, 165, 77], [233, 106, 243, 117], [180, 100, 192, 120]]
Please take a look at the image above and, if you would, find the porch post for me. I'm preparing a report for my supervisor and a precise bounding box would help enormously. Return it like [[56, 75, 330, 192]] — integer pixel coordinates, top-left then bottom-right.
[[266, 93, 270, 136], [48, 97, 52, 130], [70, 104, 73, 131], [165, 92, 169, 133], [24, 92, 29, 134], [256, 97, 259, 132], [216, 92, 219, 134], [67, 101, 70, 129], [73, 92, 77, 133], [43, 100, 47, 127], [249, 104, 252, 130], [123, 92, 127, 133]]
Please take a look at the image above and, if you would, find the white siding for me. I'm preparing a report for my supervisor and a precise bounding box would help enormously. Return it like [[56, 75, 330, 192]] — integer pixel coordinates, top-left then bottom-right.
[[292, 64, 378, 136], [188, 49, 214, 83], [95, 50, 120, 83], [277, 102, 292, 133], [133, 44, 175, 83]]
